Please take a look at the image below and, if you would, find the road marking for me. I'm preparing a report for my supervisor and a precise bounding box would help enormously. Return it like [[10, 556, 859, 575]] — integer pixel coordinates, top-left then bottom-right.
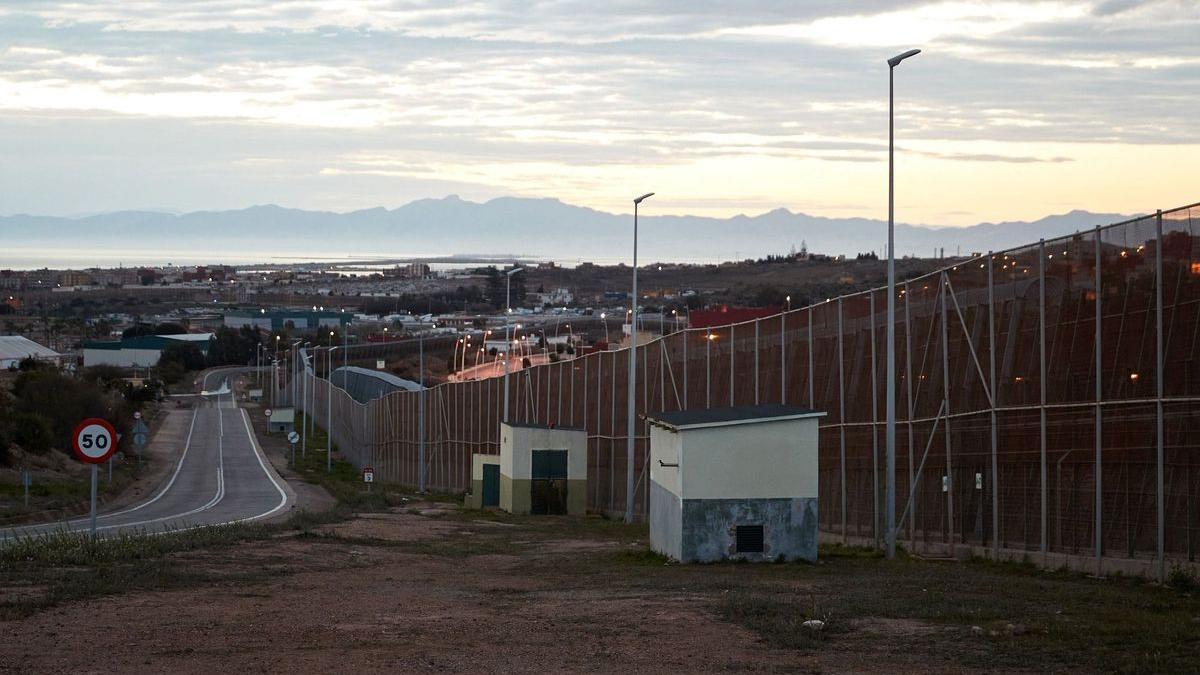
[[2, 367, 288, 541], [97, 409, 199, 520], [234, 407, 290, 522]]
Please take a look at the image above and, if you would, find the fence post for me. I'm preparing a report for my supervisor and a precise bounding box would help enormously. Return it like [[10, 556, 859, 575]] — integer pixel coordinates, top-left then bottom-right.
[[808, 307, 815, 408], [706, 330, 712, 408], [1039, 240, 1048, 560], [1155, 209, 1165, 580], [988, 252, 999, 559], [870, 292, 880, 548], [781, 310, 787, 404], [904, 281, 915, 548], [838, 297, 847, 543], [754, 320, 760, 405], [941, 272, 955, 548], [683, 329, 689, 409], [729, 325, 735, 407], [1094, 225, 1103, 575]]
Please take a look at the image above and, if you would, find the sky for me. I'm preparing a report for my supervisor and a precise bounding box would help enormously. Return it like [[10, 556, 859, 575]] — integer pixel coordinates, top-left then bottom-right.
[[0, 1, 1197, 225]]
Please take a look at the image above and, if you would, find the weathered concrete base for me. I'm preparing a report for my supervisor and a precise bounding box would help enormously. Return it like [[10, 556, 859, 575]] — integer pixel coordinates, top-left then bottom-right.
[[819, 531, 1200, 580], [649, 480, 682, 560], [659, 496, 818, 563], [500, 476, 586, 515], [464, 479, 484, 509]]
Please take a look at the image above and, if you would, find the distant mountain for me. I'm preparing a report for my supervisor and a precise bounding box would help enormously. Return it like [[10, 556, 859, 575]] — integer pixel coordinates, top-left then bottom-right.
[[1, 196, 1134, 267]]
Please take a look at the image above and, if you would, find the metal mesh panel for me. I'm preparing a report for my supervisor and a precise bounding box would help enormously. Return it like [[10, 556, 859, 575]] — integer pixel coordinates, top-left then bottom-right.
[[280, 201, 1200, 571]]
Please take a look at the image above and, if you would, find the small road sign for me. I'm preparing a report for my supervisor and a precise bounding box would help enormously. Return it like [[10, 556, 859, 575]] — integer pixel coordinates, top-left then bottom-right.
[[72, 418, 118, 465], [264, 408, 273, 418], [287, 431, 300, 444], [363, 467, 375, 483], [73, 417, 116, 536], [133, 433, 148, 446], [133, 411, 142, 420]]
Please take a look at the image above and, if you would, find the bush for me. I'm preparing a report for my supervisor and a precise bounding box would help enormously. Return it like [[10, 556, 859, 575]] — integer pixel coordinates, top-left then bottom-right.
[[10, 412, 53, 455]]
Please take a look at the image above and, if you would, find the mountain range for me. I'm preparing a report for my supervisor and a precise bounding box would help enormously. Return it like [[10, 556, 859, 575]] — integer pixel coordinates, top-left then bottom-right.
[[1, 195, 1134, 267]]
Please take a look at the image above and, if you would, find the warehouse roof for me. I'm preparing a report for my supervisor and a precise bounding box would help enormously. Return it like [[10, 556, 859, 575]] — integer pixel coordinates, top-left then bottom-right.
[[82, 333, 214, 351], [646, 405, 824, 431], [0, 335, 60, 362], [269, 408, 295, 424]]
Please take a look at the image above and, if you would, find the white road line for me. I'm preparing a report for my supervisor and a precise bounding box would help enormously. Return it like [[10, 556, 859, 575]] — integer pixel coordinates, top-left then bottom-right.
[[3, 366, 288, 541], [90, 405, 226, 532], [97, 409, 200, 520], [234, 407, 290, 523]]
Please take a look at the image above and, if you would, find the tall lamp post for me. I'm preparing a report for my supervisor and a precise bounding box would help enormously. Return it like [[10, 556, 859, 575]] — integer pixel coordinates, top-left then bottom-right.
[[327, 331, 335, 473], [886, 47, 920, 560], [502, 267, 523, 422], [625, 191, 654, 523]]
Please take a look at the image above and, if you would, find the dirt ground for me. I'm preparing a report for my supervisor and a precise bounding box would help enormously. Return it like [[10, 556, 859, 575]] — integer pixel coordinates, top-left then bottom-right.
[[8, 495, 1197, 674], [0, 503, 946, 673]]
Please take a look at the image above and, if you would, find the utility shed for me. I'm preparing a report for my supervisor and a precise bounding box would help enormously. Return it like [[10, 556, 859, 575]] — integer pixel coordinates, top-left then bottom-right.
[[646, 405, 825, 563], [500, 422, 587, 515], [465, 454, 501, 509], [268, 408, 295, 434]]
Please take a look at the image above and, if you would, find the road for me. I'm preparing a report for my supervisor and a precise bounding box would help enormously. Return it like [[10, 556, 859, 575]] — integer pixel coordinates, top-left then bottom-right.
[[1, 368, 292, 541]]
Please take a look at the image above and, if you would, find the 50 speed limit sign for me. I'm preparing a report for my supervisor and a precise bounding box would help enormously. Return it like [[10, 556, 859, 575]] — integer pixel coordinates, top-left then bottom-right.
[[72, 417, 118, 464]]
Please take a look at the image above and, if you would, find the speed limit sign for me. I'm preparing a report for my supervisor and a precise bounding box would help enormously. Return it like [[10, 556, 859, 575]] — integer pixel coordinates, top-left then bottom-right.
[[72, 418, 118, 464]]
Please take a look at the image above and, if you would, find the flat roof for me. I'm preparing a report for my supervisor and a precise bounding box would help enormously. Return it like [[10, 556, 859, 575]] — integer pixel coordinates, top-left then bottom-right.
[[501, 421, 587, 432], [269, 408, 295, 423], [646, 405, 825, 431], [0, 335, 60, 361]]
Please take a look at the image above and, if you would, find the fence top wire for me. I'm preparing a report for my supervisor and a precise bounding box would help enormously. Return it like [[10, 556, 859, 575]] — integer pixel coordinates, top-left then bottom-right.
[[342, 200, 1196, 408]]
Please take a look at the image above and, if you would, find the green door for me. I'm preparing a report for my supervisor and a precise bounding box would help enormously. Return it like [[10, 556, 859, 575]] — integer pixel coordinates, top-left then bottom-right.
[[531, 450, 568, 515], [482, 464, 500, 507], [531, 450, 568, 480]]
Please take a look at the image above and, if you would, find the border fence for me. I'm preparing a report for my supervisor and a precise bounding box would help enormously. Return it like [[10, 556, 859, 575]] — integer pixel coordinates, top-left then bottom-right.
[[285, 201, 1199, 575]]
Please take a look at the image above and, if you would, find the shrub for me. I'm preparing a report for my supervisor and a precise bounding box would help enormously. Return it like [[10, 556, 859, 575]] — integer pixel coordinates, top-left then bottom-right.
[[11, 411, 53, 455]]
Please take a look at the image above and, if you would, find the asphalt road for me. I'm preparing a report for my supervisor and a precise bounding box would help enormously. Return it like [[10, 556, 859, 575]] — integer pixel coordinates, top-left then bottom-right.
[[2, 368, 292, 541]]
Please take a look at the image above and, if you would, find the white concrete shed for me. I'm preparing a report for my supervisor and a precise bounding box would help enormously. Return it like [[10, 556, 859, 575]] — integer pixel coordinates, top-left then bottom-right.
[[646, 405, 825, 563], [499, 422, 587, 515]]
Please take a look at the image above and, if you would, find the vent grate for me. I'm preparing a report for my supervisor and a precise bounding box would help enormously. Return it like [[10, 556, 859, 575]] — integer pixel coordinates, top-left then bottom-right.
[[735, 525, 764, 554]]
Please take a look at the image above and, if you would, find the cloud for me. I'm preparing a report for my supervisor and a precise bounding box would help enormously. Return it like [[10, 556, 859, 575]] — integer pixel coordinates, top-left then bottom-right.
[[0, 1, 1196, 222]]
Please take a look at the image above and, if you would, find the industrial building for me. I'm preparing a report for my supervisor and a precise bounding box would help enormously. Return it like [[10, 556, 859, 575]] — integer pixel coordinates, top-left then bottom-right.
[[0, 335, 62, 369], [646, 405, 824, 563], [224, 309, 352, 332], [465, 454, 501, 510], [499, 422, 587, 515], [81, 333, 214, 368], [268, 408, 295, 434]]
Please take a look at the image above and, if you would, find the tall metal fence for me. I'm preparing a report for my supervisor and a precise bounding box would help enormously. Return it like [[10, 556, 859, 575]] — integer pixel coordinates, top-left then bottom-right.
[[288, 201, 1200, 572]]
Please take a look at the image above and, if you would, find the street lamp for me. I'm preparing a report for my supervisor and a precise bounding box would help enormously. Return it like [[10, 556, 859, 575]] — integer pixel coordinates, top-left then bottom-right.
[[886, 47, 920, 560], [626, 191, 654, 523], [600, 312, 609, 343], [327, 330, 334, 473], [503, 266, 523, 422]]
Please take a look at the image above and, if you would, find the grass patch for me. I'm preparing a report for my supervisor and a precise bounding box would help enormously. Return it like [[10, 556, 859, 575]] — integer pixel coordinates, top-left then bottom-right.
[[720, 593, 841, 650], [289, 413, 451, 511], [0, 521, 280, 619], [703, 546, 1200, 673]]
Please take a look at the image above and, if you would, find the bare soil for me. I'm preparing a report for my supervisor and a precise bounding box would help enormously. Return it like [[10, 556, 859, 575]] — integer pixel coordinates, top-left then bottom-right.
[[3, 496, 1198, 673]]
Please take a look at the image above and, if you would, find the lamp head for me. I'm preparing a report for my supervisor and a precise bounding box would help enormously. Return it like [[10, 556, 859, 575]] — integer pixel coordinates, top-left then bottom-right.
[[634, 192, 655, 205], [888, 49, 921, 67]]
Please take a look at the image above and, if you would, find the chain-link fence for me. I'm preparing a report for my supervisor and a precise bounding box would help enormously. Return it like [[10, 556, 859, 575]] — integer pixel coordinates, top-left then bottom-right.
[[285, 201, 1200, 574]]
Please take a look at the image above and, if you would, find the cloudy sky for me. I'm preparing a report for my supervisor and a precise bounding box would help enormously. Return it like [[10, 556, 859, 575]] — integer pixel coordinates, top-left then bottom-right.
[[0, 1, 1197, 224]]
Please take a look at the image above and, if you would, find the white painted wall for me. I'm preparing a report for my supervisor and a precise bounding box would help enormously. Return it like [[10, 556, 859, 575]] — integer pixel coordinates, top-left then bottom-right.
[[472, 453, 500, 481], [82, 347, 162, 368], [649, 425, 683, 498], [671, 417, 819, 501], [500, 423, 587, 480]]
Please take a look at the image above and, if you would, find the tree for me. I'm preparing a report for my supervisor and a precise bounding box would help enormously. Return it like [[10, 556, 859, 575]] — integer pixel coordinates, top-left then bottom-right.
[[159, 341, 206, 372]]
